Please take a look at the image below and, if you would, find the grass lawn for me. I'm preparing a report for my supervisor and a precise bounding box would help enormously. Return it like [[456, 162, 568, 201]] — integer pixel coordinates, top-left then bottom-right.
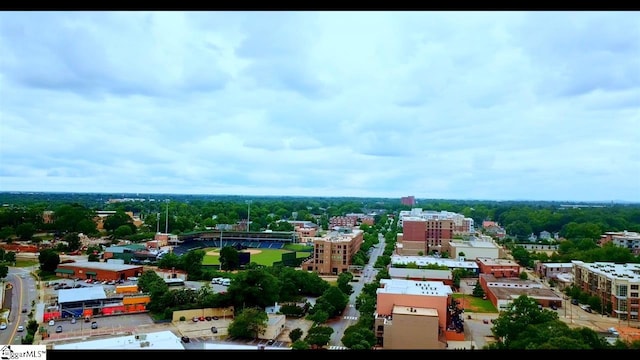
[[15, 260, 38, 268], [453, 293, 498, 313], [202, 248, 309, 267]]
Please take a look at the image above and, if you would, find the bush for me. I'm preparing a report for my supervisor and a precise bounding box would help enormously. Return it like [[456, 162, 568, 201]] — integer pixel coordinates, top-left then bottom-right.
[[180, 316, 186, 321]]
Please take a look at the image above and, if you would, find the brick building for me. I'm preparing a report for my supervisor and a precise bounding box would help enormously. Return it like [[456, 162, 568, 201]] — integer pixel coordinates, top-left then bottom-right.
[[301, 229, 363, 275]]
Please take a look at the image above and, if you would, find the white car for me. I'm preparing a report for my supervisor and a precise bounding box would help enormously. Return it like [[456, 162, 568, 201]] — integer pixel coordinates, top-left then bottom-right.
[[0, 323, 7, 330], [17, 325, 24, 332], [48, 320, 55, 326]]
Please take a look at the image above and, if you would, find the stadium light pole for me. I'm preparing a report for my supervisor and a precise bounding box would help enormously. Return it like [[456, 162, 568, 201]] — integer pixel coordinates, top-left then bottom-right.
[[165, 199, 169, 234], [246, 200, 252, 232]]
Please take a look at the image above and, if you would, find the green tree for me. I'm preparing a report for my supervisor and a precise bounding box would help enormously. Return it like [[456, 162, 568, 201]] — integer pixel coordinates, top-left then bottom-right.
[[304, 325, 333, 349], [336, 272, 354, 295], [38, 249, 60, 272], [228, 307, 268, 339], [228, 267, 280, 309], [114, 225, 134, 238], [341, 325, 375, 349], [63, 233, 82, 252], [0, 264, 8, 280], [15, 223, 36, 240], [472, 281, 485, 297], [289, 328, 304, 343], [219, 246, 239, 271], [0, 226, 13, 241], [291, 340, 310, 350]]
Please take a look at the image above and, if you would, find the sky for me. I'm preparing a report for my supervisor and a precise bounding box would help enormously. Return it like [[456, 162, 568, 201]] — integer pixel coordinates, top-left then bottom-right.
[[0, 11, 639, 202]]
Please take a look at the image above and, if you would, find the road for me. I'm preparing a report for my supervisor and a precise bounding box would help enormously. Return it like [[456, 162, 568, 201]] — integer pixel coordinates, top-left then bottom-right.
[[1, 266, 38, 345], [327, 232, 385, 348]]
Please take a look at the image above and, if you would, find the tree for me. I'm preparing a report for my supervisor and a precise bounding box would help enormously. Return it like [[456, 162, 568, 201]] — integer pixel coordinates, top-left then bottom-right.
[[15, 223, 36, 240], [289, 328, 304, 343], [228, 307, 268, 339], [519, 271, 529, 280], [336, 272, 354, 295], [472, 281, 485, 297], [291, 340, 310, 350], [219, 246, 239, 271], [228, 267, 280, 309], [38, 249, 60, 272], [0, 265, 8, 280], [114, 225, 133, 238], [304, 325, 333, 349], [341, 325, 376, 349], [63, 233, 82, 252]]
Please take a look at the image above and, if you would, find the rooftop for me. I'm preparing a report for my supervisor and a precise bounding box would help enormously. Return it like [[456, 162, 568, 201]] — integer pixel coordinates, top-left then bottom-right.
[[58, 261, 143, 272], [58, 286, 107, 303], [53, 331, 185, 350], [378, 279, 452, 296]]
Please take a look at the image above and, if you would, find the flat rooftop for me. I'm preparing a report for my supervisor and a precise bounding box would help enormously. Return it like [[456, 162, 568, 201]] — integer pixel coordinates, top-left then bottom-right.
[[378, 279, 452, 296], [53, 330, 185, 350], [58, 261, 143, 272]]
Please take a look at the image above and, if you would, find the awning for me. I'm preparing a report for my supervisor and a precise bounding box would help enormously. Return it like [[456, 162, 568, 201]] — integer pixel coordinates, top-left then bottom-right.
[[85, 271, 97, 275], [55, 268, 75, 274]]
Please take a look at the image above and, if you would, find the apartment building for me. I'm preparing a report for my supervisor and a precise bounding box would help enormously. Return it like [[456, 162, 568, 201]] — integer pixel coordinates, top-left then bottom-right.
[[476, 257, 521, 278], [301, 229, 363, 275], [398, 208, 474, 234], [572, 261, 640, 322], [599, 231, 640, 255], [329, 216, 357, 228], [398, 216, 454, 255], [375, 279, 456, 349], [400, 196, 416, 206]]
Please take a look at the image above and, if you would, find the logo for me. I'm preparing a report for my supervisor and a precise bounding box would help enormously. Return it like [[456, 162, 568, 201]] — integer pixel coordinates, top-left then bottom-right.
[[0, 345, 46, 360]]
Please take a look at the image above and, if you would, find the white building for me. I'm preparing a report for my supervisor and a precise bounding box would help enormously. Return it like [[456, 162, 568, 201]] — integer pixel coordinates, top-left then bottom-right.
[[53, 330, 185, 350]]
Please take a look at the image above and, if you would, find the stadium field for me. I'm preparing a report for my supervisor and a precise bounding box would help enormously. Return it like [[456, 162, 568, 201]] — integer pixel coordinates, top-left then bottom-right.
[[202, 248, 310, 266]]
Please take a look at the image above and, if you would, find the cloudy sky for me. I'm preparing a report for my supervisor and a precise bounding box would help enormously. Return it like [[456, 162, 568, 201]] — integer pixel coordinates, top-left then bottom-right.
[[1, 11, 639, 202]]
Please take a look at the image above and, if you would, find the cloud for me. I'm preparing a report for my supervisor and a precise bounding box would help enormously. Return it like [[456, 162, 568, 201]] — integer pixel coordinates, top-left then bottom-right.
[[0, 11, 638, 202]]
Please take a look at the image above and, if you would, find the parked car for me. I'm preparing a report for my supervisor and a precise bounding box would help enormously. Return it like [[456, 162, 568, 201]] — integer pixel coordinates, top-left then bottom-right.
[[267, 339, 275, 345], [181, 336, 190, 343], [55, 325, 63, 333], [0, 323, 7, 330], [48, 320, 55, 326], [211, 326, 218, 334], [192, 317, 199, 322], [17, 325, 24, 332], [91, 322, 98, 329], [205, 316, 212, 321], [71, 317, 77, 324], [550, 304, 558, 310], [571, 299, 579, 305], [482, 319, 489, 324]]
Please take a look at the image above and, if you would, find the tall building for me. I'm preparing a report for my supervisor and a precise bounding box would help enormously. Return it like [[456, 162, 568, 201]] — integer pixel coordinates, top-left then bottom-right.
[[374, 279, 458, 349], [401, 196, 416, 206], [302, 229, 364, 275]]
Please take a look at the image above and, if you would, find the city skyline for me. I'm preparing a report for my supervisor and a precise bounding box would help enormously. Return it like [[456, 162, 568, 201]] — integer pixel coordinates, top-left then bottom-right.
[[1, 11, 639, 202]]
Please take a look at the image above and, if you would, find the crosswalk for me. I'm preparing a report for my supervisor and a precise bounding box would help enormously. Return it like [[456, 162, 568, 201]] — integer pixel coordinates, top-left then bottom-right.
[[343, 316, 358, 320], [328, 346, 349, 350]]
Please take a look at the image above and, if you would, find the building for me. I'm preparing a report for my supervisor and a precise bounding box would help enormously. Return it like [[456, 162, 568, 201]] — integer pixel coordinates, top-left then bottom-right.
[[400, 196, 416, 206], [398, 209, 474, 234], [475, 257, 521, 278], [103, 244, 147, 263], [55, 261, 143, 282], [301, 229, 364, 275], [444, 238, 500, 261], [388, 255, 479, 285], [43, 285, 150, 322], [397, 217, 454, 255], [599, 231, 640, 255], [535, 262, 573, 281], [329, 216, 357, 228], [53, 330, 184, 350], [572, 261, 640, 322], [478, 274, 563, 311], [260, 314, 286, 341], [374, 279, 457, 349]]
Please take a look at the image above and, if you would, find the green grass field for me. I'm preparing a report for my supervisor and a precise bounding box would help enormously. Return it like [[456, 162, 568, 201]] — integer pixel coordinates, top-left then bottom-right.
[[202, 248, 310, 266]]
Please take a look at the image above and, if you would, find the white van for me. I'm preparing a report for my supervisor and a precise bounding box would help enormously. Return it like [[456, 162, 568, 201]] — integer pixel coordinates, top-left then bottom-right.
[[221, 279, 231, 286], [211, 277, 223, 285]]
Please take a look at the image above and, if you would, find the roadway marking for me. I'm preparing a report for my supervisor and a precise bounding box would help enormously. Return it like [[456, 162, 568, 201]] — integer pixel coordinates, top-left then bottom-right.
[[328, 346, 348, 350], [342, 316, 358, 320]]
